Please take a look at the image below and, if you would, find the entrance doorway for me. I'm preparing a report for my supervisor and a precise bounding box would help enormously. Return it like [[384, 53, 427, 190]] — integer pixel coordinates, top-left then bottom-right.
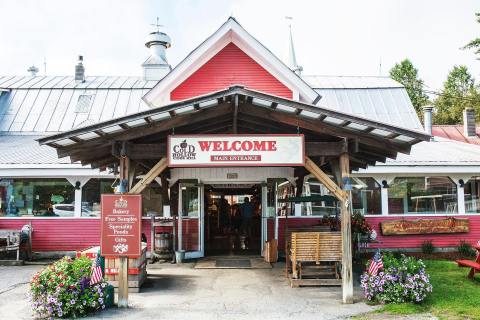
[[204, 184, 262, 256]]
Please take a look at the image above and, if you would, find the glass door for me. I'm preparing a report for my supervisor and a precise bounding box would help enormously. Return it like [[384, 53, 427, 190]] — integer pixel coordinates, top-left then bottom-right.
[[178, 182, 204, 259]]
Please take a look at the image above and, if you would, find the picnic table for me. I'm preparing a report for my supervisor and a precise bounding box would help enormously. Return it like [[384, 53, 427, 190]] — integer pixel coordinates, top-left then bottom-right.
[[456, 244, 480, 279]]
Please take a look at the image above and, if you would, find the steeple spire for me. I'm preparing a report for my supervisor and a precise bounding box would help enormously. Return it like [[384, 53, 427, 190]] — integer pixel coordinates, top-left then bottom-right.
[[286, 17, 303, 75]]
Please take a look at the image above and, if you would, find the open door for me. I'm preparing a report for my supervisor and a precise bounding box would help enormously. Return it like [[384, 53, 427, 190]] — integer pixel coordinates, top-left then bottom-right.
[[178, 182, 204, 259], [261, 183, 268, 256]]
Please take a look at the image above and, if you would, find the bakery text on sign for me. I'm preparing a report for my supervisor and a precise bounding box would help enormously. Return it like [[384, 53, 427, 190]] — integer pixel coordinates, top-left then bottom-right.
[[168, 135, 304, 167], [101, 194, 142, 258]]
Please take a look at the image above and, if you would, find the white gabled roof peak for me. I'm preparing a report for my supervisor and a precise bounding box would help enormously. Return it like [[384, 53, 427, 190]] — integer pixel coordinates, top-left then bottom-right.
[[143, 17, 319, 107]]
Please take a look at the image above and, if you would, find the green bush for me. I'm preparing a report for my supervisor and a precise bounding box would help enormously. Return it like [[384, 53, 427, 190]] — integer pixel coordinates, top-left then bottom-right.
[[458, 240, 476, 257], [29, 256, 111, 318], [421, 240, 434, 254]]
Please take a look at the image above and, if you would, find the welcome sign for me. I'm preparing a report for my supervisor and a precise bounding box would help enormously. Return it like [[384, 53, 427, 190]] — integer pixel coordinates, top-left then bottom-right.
[[168, 134, 304, 167]]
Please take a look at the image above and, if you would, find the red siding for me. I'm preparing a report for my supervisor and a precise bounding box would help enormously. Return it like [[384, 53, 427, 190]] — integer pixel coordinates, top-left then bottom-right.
[[170, 43, 292, 101], [0, 218, 156, 252], [0, 218, 101, 252], [5, 215, 478, 253], [366, 215, 480, 249]]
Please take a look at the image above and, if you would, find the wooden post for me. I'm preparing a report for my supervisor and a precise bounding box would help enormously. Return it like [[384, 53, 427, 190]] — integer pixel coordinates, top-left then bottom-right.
[[117, 256, 129, 308], [118, 155, 129, 308], [339, 152, 354, 304], [304, 156, 352, 302]]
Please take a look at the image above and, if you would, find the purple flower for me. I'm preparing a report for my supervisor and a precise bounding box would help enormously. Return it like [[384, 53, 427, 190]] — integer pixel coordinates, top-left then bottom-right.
[[70, 299, 75, 305]]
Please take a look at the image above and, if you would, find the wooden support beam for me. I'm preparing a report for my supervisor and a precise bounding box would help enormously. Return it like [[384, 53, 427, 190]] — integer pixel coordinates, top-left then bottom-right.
[[129, 158, 168, 195], [306, 141, 348, 156], [339, 153, 353, 304], [304, 156, 347, 202], [90, 157, 117, 169]]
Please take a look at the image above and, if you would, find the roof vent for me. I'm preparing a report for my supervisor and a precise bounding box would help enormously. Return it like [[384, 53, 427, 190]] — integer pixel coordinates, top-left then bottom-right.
[[75, 55, 85, 83], [422, 105, 433, 136], [463, 107, 477, 137], [142, 18, 172, 81], [27, 65, 39, 76], [75, 94, 94, 113]]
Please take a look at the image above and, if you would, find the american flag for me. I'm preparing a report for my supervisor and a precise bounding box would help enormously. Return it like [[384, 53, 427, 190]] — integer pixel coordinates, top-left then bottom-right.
[[90, 254, 103, 285], [367, 250, 383, 276]]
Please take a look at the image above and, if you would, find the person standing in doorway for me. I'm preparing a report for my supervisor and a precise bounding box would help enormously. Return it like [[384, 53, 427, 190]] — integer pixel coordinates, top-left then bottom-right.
[[219, 196, 230, 233], [240, 197, 254, 237]]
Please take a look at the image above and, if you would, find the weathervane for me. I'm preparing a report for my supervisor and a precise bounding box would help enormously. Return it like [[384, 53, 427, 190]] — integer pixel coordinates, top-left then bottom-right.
[[151, 17, 164, 32], [285, 16, 293, 27]]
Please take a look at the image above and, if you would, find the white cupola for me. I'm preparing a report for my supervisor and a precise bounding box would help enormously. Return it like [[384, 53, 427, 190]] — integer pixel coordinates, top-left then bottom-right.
[[142, 20, 172, 81]]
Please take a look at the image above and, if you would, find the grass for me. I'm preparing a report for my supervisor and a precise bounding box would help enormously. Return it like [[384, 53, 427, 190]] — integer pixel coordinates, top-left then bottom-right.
[[374, 260, 480, 319]]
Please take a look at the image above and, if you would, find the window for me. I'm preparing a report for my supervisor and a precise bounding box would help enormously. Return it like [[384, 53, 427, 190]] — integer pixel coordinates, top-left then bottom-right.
[[141, 183, 163, 216], [351, 177, 381, 215], [75, 94, 94, 113], [387, 177, 457, 214], [464, 177, 480, 213], [81, 179, 115, 217], [305, 180, 338, 216], [0, 179, 74, 217]]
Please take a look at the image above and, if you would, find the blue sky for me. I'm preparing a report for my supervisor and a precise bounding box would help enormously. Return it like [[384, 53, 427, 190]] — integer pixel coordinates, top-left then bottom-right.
[[0, 0, 479, 90]]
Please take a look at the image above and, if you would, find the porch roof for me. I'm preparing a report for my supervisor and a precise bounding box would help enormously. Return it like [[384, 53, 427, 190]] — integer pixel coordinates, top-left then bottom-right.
[[37, 86, 430, 171]]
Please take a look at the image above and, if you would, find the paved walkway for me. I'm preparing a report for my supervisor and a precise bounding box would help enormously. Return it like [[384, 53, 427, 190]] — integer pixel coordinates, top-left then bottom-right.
[[0, 262, 376, 319]]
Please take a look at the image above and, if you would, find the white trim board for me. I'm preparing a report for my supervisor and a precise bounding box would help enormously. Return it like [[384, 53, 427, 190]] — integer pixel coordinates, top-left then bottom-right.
[[143, 17, 319, 107]]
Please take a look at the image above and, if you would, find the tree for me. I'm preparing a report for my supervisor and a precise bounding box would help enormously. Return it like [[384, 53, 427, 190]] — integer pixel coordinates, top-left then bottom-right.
[[433, 65, 478, 124], [389, 59, 429, 116], [463, 12, 480, 59]]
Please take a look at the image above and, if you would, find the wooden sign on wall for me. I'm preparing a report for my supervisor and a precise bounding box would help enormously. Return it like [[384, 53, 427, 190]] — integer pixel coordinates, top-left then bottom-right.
[[380, 217, 469, 236]]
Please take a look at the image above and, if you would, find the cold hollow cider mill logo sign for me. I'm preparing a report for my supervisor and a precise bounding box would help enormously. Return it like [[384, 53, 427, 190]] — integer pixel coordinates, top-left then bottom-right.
[[172, 139, 197, 160], [101, 194, 142, 258], [168, 135, 305, 167]]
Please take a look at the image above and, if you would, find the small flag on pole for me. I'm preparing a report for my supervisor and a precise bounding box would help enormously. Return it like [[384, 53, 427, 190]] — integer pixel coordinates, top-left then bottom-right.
[[367, 249, 383, 276], [90, 254, 103, 285]]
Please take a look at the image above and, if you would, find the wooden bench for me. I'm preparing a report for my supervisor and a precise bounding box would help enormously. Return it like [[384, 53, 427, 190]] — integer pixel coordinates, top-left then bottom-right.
[[288, 231, 342, 287], [284, 226, 332, 275], [0, 223, 32, 261], [456, 244, 480, 279]]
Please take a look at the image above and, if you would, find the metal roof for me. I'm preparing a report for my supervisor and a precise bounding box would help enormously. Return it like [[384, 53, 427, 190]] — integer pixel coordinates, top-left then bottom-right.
[[302, 75, 403, 89], [0, 74, 423, 135], [302, 75, 423, 131], [0, 135, 72, 165], [38, 86, 429, 155], [0, 76, 154, 133], [432, 125, 480, 145], [382, 138, 480, 166], [0, 76, 156, 89]]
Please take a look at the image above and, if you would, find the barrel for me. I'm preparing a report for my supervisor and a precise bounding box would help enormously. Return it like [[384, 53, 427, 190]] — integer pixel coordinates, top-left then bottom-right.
[[155, 232, 171, 252]]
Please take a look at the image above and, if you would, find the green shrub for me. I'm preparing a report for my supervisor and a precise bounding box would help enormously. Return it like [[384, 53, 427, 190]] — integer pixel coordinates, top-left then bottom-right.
[[458, 240, 476, 257], [29, 256, 111, 318], [421, 240, 434, 254]]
